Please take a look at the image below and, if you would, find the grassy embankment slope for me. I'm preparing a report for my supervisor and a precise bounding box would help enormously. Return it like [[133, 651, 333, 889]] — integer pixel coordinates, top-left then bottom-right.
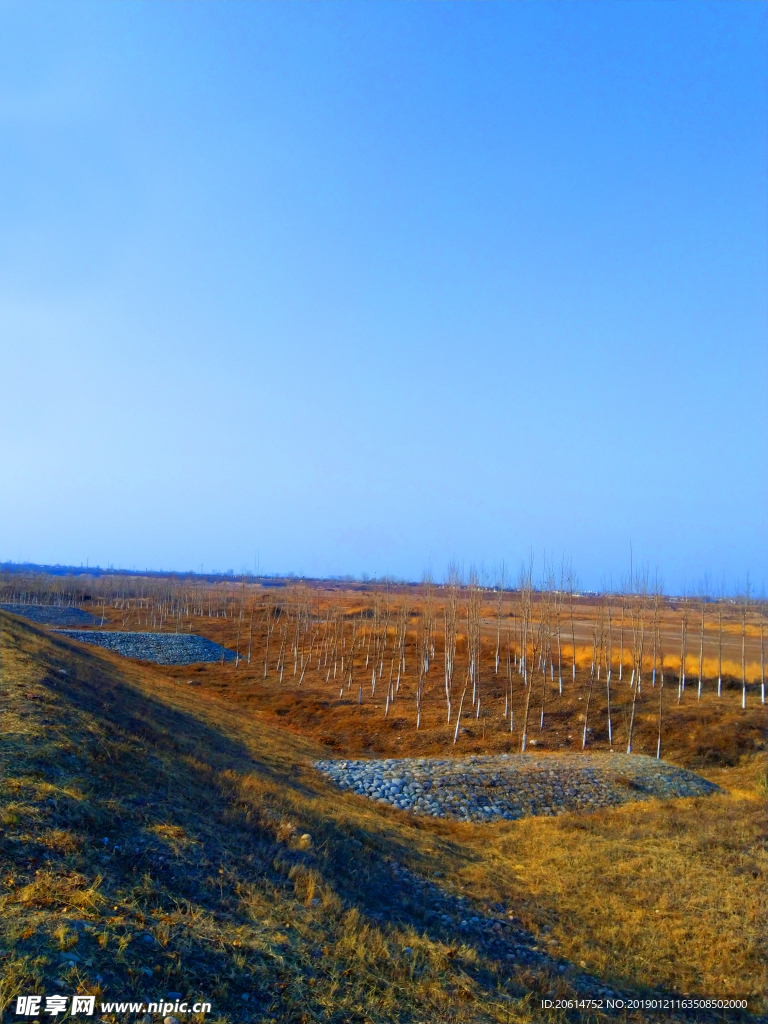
[[0, 611, 765, 1023]]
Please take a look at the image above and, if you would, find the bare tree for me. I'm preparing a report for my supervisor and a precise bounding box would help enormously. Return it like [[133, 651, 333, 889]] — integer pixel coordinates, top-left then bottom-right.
[[760, 602, 766, 705], [277, 610, 288, 682], [656, 608, 665, 759], [453, 673, 469, 745], [627, 571, 648, 754], [246, 597, 255, 666], [234, 585, 245, 668], [568, 566, 578, 683], [298, 604, 317, 687], [539, 578, 554, 731], [618, 589, 625, 682], [717, 590, 724, 698], [697, 579, 709, 701], [264, 599, 277, 678], [650, 581, 660, 688], [582, 604, 602, 749], [521, 617, 543, 753], [555, 560, 567, 693], [519, 566, 539, 753], [605, 591, 613, 747], [494, 563, 506, 676], [677, 598, 689, 704], [395, 598, 408, 696], [443, 564, 460, 723], [741, 582, 750, 710], [467, 569, 481, 714], [505, 623, 514, 731], [416, 573, 434, 729]]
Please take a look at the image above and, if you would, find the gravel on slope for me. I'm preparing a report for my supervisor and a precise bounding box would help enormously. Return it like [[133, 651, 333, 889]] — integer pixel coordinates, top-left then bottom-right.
[[314, 752, 721, 823], [53, 630, 236, 665], [1, 604, 101, 627]]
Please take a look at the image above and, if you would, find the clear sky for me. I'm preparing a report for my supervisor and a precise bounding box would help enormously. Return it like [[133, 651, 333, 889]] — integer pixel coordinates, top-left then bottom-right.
[[1, 1, 766, 594]]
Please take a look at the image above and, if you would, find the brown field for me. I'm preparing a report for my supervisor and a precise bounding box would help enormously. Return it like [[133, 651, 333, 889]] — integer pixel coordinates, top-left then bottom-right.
[[1, 576, 766, 1023], [78, 580, 766, 768]]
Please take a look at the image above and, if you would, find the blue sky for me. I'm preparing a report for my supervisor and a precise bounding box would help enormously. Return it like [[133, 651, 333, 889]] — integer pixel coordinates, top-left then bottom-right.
[[1, 1, 765, 593]]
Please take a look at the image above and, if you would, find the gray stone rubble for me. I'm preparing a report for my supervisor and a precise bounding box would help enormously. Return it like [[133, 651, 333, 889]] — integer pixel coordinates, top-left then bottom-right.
[[1, 604, 100, 627], [53, 630, 236, 666], [314, 752, 721, 822]]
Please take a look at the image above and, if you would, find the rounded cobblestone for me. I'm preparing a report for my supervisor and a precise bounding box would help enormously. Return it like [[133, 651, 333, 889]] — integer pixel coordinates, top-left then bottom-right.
[[314, 752, 721, 822]]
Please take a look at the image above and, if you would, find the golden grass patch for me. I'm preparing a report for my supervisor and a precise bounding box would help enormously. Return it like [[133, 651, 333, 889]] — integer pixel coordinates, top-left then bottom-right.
[[428, 765, 766, 1001], [9, 872, 105, 914]]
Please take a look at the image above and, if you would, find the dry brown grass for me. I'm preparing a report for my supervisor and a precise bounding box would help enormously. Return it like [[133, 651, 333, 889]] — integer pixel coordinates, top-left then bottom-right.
[[1, 609, 766, 1024], [0, 613, 561, 1023], [433, 758, 766, 999], [129, 604, 765, 771]]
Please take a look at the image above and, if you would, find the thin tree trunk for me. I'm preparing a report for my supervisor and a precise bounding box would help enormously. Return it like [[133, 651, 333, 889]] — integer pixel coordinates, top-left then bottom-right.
[[618, 596, 624, 681], [697, 600, 705, 700], [606, 597, 613, 747], [761, 613, 765, 705], [657, 659, 665, 759], [741, 594, 748, 710], [453, 681, 468, 745], [717, 603, 723, 697], [582, 652, 596, 749]]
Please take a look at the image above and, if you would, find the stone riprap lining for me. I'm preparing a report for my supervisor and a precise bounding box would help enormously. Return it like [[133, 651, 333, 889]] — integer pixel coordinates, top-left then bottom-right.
[[314, 753, 721, 822], [1, 604, 101, 627], [53, 630, 236, 666]]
